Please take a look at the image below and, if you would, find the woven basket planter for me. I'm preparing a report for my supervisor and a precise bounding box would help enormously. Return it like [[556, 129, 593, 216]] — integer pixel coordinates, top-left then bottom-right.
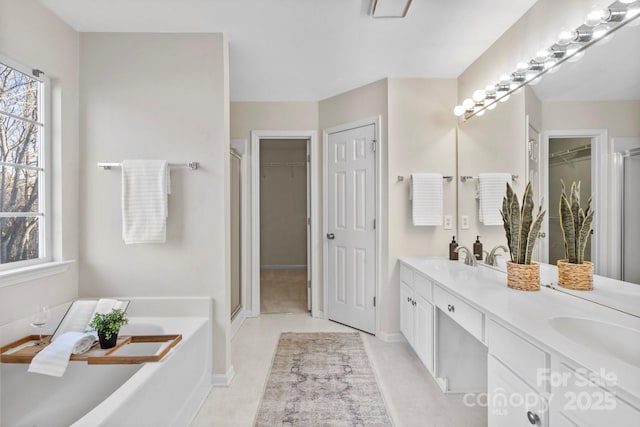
[[506, 261, 540, 291], [557, 260, 593, 291]]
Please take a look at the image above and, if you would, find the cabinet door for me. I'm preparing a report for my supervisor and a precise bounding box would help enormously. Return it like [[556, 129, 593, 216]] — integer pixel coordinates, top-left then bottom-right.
[[488, 355, 548, 426], [400, 282, 414, 344], [414, 294, 434, 373]]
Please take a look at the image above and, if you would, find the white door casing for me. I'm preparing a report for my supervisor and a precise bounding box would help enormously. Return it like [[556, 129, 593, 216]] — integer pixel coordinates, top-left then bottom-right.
[[325, 123, 376, 334]]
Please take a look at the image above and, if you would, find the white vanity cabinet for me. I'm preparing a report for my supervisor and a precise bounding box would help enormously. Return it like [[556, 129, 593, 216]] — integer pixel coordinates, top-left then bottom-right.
[[398, 257, 640, 426], [399, 264, 434, 373], [487, 320, 549, 426]]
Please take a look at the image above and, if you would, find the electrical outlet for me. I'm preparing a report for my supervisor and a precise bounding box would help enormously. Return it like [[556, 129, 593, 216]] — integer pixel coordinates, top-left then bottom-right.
[[444, 215, 453, 230], [460, 215, 470, 229]]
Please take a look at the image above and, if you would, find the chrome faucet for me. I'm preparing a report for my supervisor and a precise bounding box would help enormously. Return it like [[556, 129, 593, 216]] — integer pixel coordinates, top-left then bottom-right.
[[455, 246, 476, 266], [486, 245, 509, 266]]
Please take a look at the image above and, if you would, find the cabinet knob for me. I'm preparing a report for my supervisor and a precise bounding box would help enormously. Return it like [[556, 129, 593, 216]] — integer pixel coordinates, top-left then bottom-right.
[[447, 304, 455, 313], [526, 411, 540, 425]]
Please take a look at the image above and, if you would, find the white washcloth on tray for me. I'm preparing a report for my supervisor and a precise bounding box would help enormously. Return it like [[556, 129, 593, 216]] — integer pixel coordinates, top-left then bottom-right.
[[478, 173, 511, 226], [28, 331, 97, 377], [410, 173, 443, 226], [121, 159, 170, 244]]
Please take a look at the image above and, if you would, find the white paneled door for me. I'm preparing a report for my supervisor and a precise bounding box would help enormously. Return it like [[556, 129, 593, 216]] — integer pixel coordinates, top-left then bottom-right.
[[326, 124, 376, 334]]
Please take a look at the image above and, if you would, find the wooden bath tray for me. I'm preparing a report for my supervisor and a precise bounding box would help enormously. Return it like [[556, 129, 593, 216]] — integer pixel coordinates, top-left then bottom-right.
[[0, 334, 182, 365]]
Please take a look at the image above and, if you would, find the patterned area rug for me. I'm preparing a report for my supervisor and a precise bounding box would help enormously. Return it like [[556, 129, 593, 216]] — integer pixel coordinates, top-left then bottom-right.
[[254, 332, 392, 426]]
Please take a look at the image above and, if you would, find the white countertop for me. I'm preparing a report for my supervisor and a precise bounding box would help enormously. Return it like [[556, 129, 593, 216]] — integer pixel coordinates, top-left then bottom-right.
[[398, 256, 640, 403]]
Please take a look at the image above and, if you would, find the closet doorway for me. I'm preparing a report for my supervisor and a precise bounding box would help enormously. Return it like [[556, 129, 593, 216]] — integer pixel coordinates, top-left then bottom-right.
[[250, 130, 319, 318], [259, 139, 309, 313]]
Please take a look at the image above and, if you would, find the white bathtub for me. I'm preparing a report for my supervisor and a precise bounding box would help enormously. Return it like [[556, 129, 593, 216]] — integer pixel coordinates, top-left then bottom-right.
[[1, 316, 211, 427]]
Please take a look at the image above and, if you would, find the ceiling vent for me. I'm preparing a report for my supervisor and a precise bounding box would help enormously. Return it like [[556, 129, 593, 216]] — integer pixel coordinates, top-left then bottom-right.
[[371, 0, 413, 18]]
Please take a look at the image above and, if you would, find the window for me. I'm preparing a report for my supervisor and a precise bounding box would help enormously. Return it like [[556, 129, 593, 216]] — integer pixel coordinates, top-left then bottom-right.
[[0, 59, 49, 269]]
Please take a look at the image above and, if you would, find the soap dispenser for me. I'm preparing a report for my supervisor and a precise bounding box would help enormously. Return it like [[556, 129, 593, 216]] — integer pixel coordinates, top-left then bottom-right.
[[449, 236, 459, 261], [473, 236, 483, 260]]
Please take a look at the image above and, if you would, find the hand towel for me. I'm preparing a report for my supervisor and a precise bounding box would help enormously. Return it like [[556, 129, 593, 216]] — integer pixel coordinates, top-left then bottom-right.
[[121, 160, 170, 244], [28, 332, 97, 377], [410, 173, 443, 226], [478, 173, 511, 226]]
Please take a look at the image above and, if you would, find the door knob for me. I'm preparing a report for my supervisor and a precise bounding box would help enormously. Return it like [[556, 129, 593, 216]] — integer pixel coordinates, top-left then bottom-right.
[[327, 233, 335, 240], [526, 411, 540, 425]]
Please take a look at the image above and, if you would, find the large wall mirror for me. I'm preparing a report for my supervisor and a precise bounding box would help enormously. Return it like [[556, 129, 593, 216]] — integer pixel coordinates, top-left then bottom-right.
[[457, 19, 640, 288]]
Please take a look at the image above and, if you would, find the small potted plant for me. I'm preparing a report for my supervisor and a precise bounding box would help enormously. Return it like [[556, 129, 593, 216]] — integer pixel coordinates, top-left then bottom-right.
[[500, 182, 546, 291], [88, 308, 128, 349], [558, 180, 594, 290]]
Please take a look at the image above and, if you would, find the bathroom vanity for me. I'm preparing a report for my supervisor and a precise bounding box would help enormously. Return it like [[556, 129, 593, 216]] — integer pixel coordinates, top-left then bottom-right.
[[398, 257, 640, 426]]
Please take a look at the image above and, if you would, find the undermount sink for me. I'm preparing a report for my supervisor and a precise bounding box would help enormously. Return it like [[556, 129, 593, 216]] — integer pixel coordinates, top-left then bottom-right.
[[548, 317, 640, 368]]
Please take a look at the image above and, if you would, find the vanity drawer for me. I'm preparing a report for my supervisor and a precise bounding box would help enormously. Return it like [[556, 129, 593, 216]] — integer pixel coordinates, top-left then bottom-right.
[[434, 285, 483, 341], [414, 272, 433, 302], [400, 264, 413, 286], [488, 320, 548, 393]]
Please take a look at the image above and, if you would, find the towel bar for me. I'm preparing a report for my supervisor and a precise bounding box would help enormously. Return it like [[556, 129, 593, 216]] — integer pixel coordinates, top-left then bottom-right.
[[97, 162, 199, 170], [460, 174, 518, 183]]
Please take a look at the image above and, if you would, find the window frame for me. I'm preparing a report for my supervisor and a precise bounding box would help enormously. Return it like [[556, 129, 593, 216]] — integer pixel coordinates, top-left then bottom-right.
[[0, 54, 52, 271]]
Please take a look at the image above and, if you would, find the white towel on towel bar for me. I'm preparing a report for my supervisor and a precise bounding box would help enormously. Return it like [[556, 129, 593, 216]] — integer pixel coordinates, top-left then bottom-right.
[[478, 173, 511, 226], [121, 160, 170, 244], [28, 331, 97, 377], [410, 173, 443, 226]]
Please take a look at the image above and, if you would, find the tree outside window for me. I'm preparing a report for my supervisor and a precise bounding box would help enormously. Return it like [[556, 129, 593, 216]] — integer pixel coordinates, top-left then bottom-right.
[[0, 62, 45, 266]]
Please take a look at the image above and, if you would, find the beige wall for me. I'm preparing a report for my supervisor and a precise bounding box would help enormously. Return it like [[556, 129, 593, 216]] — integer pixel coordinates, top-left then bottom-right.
[[386, 78, 458, 334], [542, 100, 640, 137], [0, 0, 79, 325], [230, 101, 318, 313], [259, 140, 308, 267], [457, 92, 527, 253], [78, 33, 231, 375]]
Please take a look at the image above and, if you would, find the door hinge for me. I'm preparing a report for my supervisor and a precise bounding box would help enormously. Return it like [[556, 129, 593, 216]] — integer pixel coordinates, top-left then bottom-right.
[[308, 280, 311, 289], [307, 154, 311, 162], [373, 218, 376, 230], [371, 140, 376, 152], [373, 296, 376, 307], [307, 217, 311, 226]]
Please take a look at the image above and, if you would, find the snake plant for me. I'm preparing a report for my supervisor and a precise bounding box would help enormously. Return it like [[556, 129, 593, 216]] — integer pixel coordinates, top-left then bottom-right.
[[500, 182, 546, 265], [559, 180, 594, 264]]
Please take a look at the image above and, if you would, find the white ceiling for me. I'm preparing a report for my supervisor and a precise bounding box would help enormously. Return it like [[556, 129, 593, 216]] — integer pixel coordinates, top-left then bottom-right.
[[38, 0, 539, 101]]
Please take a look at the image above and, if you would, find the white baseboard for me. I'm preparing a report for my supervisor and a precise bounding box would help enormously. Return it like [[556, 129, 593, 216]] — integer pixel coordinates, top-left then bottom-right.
[[377, 331, 407, 343], [211, 365, 236, 387], [260, 265, 307, 270], [231, 309, 250, 338]]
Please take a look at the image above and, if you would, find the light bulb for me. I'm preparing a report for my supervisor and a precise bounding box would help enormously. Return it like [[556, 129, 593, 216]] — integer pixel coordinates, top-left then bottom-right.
[[557, 28, 575, 45], [585, 8, 607, 26], [472, 89, 486, 102], [462, 98, 475, 110], [534, 49, 550, 62], [515, 61, 529, 72], [525, 71, 539, 83], [619, 0, 637, 3], [487, 102, 497, 110], [499, 94, 511, 103], [499, 74, 511, 84], [453, 105, 465, 117], [626, 4, 640, 21], [476, 109, 485, 117]]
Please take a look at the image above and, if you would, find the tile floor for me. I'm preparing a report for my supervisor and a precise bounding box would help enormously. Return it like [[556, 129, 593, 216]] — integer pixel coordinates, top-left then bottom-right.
[[191, 314, 487, 427], [260, 269, 308, 314]]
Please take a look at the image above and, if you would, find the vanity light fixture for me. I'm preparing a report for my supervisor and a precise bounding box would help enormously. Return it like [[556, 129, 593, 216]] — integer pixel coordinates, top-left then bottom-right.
[[453, 0, 640, 119]]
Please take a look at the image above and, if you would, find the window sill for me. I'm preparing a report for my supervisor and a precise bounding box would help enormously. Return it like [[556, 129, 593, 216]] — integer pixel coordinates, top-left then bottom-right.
[[0, 260, 75, 288]]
